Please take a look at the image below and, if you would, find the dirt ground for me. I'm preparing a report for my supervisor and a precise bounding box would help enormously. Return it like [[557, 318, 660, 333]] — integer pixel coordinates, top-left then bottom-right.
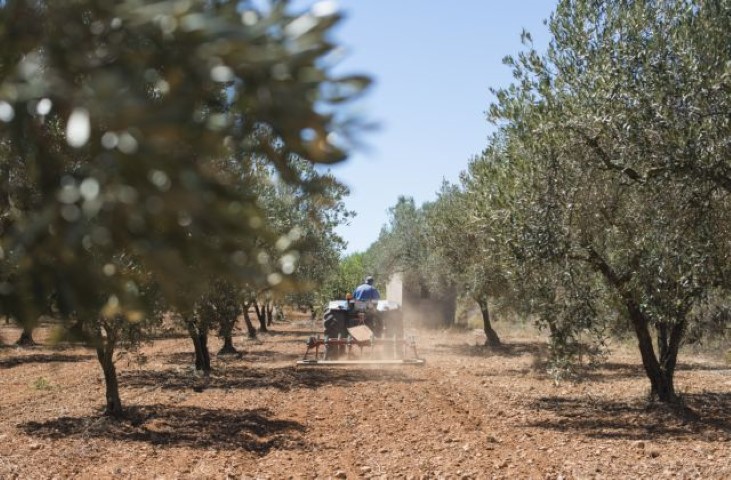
[[1, 317, 729, 479]]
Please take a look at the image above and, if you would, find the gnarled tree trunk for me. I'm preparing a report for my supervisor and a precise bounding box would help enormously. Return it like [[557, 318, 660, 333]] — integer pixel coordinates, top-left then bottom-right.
[[241, 303, 257, 339], [587, 247, 683, 403], [254, 302, 268, 332], [266, 302, 274, 327], [95, 325, 123, 417], [186, 320, 211, 373], [16, 325, 37, 346], [219, 334, 237, 355], [477, 296, 501, 346], [627, 302, 682, 402], [217, 310, 239, 355]]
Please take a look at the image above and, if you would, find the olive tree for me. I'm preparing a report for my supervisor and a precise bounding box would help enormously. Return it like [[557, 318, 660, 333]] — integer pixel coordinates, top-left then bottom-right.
[[321, 252, 367, 303], [483, 0, 730, 401], [260, 160, 353, 320], [370, 196, 457, 327], [425, 181, 506, 345], [0, 0, 369, 415]]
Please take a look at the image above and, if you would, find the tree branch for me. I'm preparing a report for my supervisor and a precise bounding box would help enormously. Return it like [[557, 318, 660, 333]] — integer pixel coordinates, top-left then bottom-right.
[[567, 126, 642, 181], [568, 125, 731, 193]]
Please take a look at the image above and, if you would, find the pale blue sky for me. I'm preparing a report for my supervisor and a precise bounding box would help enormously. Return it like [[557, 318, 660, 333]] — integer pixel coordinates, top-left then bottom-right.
[[319, 1, 557, 254]]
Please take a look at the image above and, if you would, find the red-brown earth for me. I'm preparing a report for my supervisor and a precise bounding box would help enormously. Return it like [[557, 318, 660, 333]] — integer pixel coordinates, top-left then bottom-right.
[[1, 317, 729, 479]]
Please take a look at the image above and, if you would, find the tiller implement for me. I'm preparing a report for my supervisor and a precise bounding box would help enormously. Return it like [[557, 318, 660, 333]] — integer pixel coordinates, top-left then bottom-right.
[[296, 299, 425, 367]]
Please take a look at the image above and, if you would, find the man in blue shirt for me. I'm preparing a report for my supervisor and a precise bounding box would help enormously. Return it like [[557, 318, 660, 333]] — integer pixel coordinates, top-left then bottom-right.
[[353, 275, 380, 301]]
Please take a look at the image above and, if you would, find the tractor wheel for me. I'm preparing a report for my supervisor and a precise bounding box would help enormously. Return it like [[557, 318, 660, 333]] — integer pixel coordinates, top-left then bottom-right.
[[323, 309, 346, 359], [323, 309, 346, 337]]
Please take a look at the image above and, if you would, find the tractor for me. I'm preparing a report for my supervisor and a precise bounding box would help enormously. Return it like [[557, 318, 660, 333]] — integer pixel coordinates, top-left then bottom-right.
[[297, 297, 425, 366]]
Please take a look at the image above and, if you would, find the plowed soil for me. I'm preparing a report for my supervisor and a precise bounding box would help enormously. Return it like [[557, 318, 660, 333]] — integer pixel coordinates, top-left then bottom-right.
[[1, 318, 729, 479]]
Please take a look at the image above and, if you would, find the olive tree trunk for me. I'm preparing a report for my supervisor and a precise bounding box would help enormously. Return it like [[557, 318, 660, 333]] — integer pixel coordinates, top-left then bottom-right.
[[217, 311, 238, 355], [476, 296, 501, 346], [16, 325, 37, 346], [628, 300, 684, 402], [254, 302, 268, 332], [266, 303, 274, 327], [241, 303, 257, 339], [95, 326, 123, 417], [186, 320, 211, 373], [219, 334, 236, 354], [587, 247, 683, 402]]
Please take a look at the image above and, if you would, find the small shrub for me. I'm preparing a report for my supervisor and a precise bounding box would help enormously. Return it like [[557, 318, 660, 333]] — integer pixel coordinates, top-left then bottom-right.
[[32, 377, 52, 391]]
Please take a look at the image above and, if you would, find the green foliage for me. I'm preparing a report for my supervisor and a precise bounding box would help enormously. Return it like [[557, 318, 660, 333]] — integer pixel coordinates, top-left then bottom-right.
[[321, 251, 366, 302], [468, 0, 730, 398], [31, 377, 52, 391], [0, 0, 368, 323], [197, 279, 240, 330], [361, 196, 461, 328], [256, 159, 354, 311], [0, 0, 368, 413], [369, 196, 447, 300]]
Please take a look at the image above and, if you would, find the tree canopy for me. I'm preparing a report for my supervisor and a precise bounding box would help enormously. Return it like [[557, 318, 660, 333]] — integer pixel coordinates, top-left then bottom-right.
[[0, 0, 368, 321], [0, 0, 369, 415], [476, 0, 730, 399], [353, 0, 729, 401]]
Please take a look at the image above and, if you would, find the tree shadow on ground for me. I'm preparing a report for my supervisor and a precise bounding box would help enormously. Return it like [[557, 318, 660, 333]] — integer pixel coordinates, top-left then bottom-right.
[[434, 341, 546, 358], [255, 330, 322, 346], [237, 350, 304, 362], [157, 352, 195, 365], [155, 349, 304, 366], [261, 329, 321, 338], [526, 392, 731, 440], [555, 361, 728, 383], [576, 362, 646, 381], [145, 331, 191, 341], [676, 363, 731, 372], [120, 365, 422, 392], [0, 353, 94, 369], [20, 405, 305, 453]]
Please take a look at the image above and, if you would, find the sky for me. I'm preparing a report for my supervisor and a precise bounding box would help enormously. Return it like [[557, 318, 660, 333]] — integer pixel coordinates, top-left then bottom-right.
[[312, 0, 558, 254]]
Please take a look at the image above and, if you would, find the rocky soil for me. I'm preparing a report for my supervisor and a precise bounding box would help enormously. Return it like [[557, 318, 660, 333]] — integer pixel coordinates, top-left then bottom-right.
[[1, 318, 729, 479]]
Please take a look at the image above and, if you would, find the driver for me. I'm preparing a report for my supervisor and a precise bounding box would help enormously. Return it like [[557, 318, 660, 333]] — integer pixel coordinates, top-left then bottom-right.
[[353, 275, 380, 301]]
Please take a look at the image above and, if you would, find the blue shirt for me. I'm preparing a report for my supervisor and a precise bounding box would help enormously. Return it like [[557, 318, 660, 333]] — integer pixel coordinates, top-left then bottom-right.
[[353, 283, 380, 301]]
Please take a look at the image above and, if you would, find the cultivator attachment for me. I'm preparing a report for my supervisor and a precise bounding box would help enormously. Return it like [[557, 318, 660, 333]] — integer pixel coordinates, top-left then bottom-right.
[[296, 325, 425, 367]]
